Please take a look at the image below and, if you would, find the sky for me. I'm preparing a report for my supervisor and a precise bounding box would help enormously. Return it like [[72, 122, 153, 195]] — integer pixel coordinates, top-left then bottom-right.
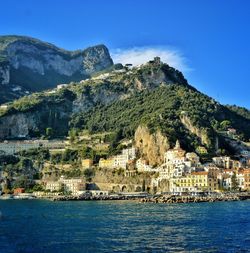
[[1, 0, 250, 108]]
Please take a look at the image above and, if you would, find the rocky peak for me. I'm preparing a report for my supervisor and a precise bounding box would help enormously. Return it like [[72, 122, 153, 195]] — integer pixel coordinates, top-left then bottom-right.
[[0, 35, 113, 96], [82, 44, 113, 74]]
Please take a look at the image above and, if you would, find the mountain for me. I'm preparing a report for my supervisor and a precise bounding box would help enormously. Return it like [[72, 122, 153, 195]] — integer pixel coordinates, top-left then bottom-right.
[[0, 35, 113, 103], [0, 57, 249, 160]]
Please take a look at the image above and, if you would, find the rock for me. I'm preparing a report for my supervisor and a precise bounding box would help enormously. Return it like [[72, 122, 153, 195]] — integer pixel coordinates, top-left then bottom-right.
[[134, 125, 170, 166], [0, 61, 10, 85], [0, 35, 113, 97], [180, 114, 212, 148]]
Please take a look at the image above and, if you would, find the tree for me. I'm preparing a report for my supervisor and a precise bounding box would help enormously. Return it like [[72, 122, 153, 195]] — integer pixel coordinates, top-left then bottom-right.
[[231, 172, 239, 191], [32, 183, 44, 191], [45, 127, 53, 139], [80, 146, 95, 160], [142, 179, 146, 192], [69, 128, 78, 143], [83, 168, 95, 182], [13, 176, 35, 189], [220, 120, 231, 131]]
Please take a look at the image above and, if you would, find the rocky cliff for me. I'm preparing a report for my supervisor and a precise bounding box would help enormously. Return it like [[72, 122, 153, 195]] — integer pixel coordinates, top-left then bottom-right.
[[134, 125, 170, 166], [0, 35, 113, 102], [180, 114, 212, 148], [0, 60, 10, 85]]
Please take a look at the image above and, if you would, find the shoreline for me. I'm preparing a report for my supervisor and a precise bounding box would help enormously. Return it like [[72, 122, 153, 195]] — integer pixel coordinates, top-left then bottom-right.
[[1, 193, 250, 203], [139, 194, 248, 204]]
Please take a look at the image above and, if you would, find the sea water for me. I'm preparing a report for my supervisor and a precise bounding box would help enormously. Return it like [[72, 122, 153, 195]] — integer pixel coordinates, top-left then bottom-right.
[[0, 200, 249, 253]]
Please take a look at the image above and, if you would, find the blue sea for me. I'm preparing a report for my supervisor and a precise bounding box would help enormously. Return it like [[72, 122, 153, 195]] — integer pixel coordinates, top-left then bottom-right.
[[0, 200, 249, 253]]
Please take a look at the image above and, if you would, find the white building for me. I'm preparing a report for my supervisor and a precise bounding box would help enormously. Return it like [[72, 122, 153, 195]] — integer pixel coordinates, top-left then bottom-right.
[[0, 105, 8, 110], [212, 156, 231, 169], [237, 171, 245, 190], [57, 84, 68, 90], [59, 178, 85, 195], [113, 147, 136, 169], [136, 158, 153, 172], [164, 140, 186, 164], [0, 140, 65, 155], [45, 181, 62, 192]]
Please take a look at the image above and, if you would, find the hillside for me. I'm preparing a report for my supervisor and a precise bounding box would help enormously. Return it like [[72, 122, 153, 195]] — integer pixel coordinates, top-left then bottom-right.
[[0, 57, 250, 158], [0, 35, 113, 103]]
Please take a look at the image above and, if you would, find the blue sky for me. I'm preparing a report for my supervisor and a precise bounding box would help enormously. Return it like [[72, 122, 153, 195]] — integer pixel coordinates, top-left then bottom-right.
[[1, 0, 250, 108]]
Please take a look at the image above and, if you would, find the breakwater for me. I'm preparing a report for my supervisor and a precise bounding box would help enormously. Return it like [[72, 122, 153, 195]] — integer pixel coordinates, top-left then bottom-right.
[[52, 194, 146, 201], [140, 194, 250, 204]]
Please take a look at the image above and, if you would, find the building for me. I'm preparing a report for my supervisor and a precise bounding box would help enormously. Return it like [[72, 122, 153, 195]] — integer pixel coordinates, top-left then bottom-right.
[[99, 158, 114, 169], [89, 190, 109, 196], [212, 156, 231, 169], [59, 178, 85, 195], [57, 84, 68, 90], [0, 105, 8, 110], [164, 140, 186, 164], [113, 147, 136, 169], [82, 159, 93, 169], [45, 181, 62, 192], [227, 128, 237, 137], [169, 171, 218, 193], [136, 158, 153, 172], [185, 152, 200, 166], [237, 170, 245, 190], [0, 140, 65, 155], [13, 188, 25, 194], [241, 150, 250, 158], [244, 169, 250, 191]]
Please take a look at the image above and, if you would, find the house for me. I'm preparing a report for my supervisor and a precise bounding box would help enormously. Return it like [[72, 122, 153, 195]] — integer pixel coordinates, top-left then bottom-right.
[[0, 140, 65, 155], [13, 188, 25, 194], [113, 147, 136, 169], [227, 128, 237, 136], [59, 178, 85, 195], [212, 156, 231, 169], [82, 159, 93, 169], [169, 171, 218, 193], [99, 158, 114, 169], [0, 105, 8, 110], [222, 175, 232, 190], [45, 181, 62, 192], [57, 84, 68, 90], [136, 158, 153, 172], [186, 152, 200, 166], [243, 169, 250, 191], [241, 150, 250, 158], [237, 170, 245, 190], [164, 140, 186, 164]]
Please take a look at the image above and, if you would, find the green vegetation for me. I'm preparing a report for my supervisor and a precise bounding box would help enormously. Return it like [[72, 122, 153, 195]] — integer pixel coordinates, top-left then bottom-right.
[[83, 168, 95, 182], [231, 172, 239, 191], [70, 84, 250, 153], [226, 105, 250, 120], [220, 120, 231, 131]]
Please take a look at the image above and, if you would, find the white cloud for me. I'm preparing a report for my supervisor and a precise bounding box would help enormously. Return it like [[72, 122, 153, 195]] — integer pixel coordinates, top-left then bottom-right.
[[111, 46, 191, 73]]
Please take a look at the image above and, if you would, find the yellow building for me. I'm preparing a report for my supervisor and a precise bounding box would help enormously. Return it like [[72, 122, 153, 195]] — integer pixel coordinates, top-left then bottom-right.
[[81, 159, 93, 169], [170, 171, 219, 193], [99, 158, 114, 169]]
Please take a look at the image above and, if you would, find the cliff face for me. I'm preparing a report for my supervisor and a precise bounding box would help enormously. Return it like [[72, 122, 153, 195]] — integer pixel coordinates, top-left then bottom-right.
[[0, 61, 10, 85], [134, 125, 170, 166], [0, 99, 73, 139], [180, 115, 212, 148], [0, 35, 113, 100]]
